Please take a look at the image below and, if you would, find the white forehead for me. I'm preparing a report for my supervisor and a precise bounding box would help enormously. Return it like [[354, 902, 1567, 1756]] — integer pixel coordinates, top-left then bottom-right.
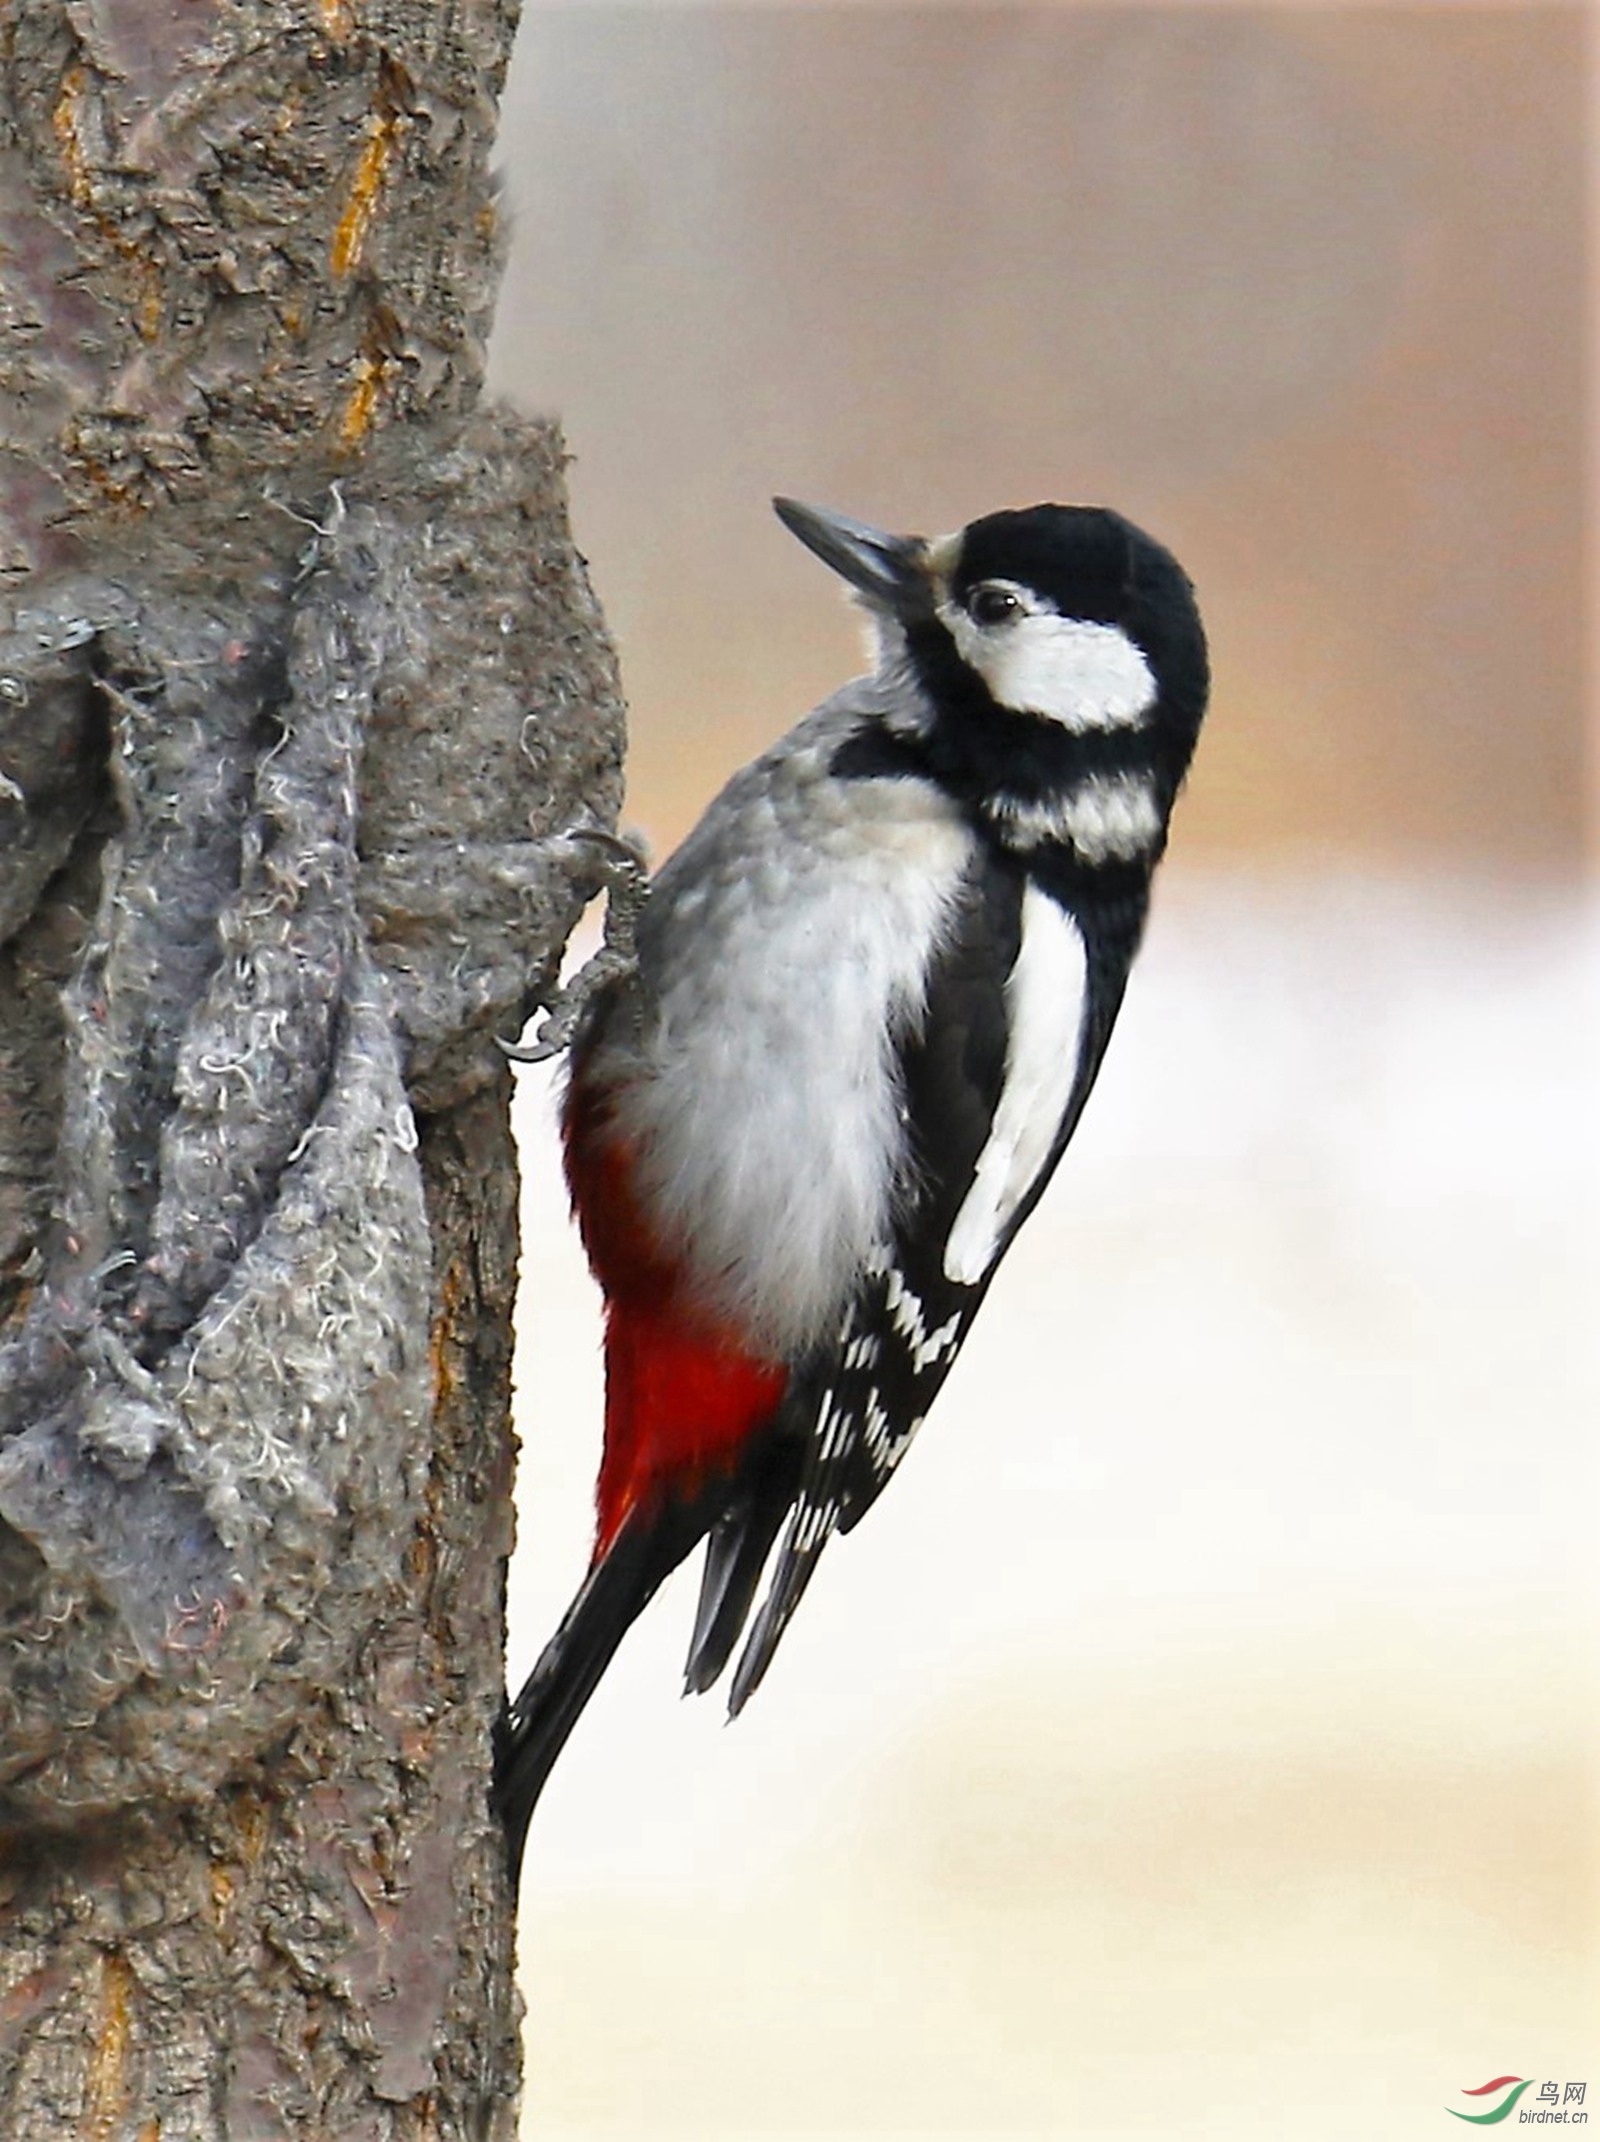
[[930, 536, 1156, 733]]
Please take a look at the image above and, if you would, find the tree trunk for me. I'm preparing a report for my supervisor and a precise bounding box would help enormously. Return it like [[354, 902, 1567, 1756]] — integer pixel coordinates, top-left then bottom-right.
[[0, 4, 624, 2134]]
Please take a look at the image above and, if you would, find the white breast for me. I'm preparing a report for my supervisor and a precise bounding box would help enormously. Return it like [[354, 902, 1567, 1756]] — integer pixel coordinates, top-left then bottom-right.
[[943, 884, 1087, 1286], [600, 703, 975, 1356]]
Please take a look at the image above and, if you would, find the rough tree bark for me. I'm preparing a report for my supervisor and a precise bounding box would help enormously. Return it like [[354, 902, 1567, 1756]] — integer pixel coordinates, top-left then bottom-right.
[[0, 3, 624, 2135]]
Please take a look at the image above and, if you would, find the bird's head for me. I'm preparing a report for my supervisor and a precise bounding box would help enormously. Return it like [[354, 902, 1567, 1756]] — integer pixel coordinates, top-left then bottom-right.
[[773, 495, 1208, 772]]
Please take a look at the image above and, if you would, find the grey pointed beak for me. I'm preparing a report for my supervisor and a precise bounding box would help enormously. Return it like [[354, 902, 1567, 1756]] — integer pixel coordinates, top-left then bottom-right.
[[773, 497, 929, 616]]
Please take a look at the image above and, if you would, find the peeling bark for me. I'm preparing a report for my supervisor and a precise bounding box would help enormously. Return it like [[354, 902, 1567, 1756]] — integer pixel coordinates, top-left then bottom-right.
[[0, 3, 624, 2133]]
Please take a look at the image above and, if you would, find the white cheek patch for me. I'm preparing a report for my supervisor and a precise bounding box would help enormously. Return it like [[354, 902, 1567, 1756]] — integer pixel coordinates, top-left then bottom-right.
[[993, 773, 1163, 863], [940, 602, 1156, 732], [943, 885, 1087, 1287]]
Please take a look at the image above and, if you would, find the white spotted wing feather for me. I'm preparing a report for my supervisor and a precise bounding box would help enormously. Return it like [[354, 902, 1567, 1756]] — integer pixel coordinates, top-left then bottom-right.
[[729, 878, 1098, 1712]]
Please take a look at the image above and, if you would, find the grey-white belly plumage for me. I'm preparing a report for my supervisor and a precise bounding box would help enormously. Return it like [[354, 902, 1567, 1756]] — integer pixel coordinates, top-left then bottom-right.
[[594, 704, 977, 1357]]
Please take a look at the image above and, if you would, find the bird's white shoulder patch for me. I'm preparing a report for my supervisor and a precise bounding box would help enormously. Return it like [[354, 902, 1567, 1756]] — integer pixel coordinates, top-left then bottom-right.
[[943, 884, 1087, 1286], [939, 599, 1156, 732]]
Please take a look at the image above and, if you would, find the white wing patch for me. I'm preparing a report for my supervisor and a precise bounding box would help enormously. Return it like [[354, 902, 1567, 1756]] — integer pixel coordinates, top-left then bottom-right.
[[943, 885, 1087, 1286]]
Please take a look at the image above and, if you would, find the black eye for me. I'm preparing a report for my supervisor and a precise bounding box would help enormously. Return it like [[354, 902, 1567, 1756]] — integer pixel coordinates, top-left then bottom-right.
[[968, 583, 1024, 627]]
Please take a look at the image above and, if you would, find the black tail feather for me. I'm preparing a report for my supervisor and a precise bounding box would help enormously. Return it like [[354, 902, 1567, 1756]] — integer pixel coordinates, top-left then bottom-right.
[[726, 1505, 834, 1718], [497, 1431, 817, 1876], [682, 1433, 804, 1696], [495, 1506, 700, 1879]]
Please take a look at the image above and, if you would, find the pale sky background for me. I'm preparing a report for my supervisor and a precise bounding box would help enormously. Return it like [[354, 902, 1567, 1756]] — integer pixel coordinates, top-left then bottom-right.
[[486, 9, 1597, 2138]]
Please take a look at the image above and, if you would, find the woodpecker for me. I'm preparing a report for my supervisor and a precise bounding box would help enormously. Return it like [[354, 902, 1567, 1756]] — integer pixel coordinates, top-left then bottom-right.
[[496, 497, 1208, 1869]]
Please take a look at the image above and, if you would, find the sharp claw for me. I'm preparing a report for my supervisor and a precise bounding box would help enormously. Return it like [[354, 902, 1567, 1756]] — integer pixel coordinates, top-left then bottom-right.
[[497, 1029, 561, 1064], [499, 825, 652, 1063], [565, 826, 649, 866]]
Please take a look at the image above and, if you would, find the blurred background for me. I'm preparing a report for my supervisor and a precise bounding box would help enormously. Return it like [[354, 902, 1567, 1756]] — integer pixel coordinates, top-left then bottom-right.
[[487, 9, 1596, 2138]]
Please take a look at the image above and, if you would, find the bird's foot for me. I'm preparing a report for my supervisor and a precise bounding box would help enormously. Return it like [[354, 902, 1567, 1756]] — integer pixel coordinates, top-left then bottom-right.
[[500, 827, 651, 1062]]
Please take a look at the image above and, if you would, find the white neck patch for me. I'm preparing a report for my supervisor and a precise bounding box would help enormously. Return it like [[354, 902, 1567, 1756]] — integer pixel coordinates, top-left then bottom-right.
[[991, 773, 1163, 863], [938, 600, 1156, 733]]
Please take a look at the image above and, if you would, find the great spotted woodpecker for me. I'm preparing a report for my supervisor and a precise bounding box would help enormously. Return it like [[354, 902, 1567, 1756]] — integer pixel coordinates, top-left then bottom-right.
[[496, 497, 1208, 1869]]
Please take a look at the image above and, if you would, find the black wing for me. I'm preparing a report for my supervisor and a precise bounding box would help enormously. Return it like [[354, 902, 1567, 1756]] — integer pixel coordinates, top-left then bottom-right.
[[702, 858, 1138, 1714]]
